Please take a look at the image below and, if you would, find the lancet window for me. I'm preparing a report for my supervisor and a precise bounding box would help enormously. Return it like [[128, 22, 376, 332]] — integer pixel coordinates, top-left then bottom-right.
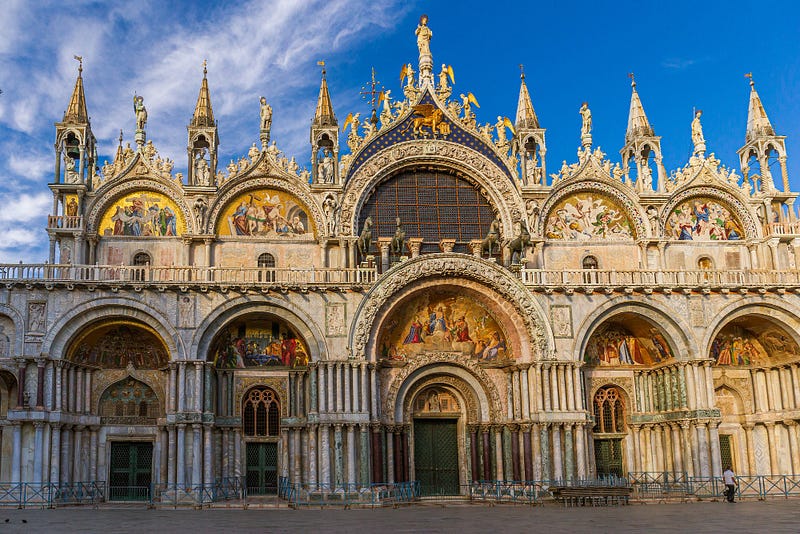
[[243, 386, 280, 437], [593, 386, 625, 433]]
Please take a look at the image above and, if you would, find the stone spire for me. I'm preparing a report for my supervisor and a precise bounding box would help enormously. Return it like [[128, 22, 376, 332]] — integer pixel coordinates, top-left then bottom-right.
[[620, 74, 665, 193], [625, 75, 654, 143], [515, 72, 539, 129], [745, 75, 775, 142], [737, 73, 787, 192], [63, 57, 88, 123], [314, 65, 337, 127], [191, 60, 215, 128]]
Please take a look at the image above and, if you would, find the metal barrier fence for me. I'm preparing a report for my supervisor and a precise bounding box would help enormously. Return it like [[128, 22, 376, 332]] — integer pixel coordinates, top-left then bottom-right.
[[149, 477, 245, 506], [0, 482, 104, 508], [277, 478, 420, 507], [627, 473, 800, 501]]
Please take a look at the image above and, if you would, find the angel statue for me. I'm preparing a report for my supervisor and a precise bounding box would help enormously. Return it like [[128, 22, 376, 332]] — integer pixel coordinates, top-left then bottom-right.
[[415, 14, 432, 57], [343, 112, 362, 151], [134, 95, 147, 130], [439, 64, 454, 91]]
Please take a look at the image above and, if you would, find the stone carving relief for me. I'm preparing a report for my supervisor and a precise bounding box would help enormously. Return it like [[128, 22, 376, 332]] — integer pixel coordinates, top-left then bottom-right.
[[401, 374, 479, 423], [551, 305, 573, 338], [588, 376, 634, 411], [27, 302, 46, 335], [325, 303, 346, 337]]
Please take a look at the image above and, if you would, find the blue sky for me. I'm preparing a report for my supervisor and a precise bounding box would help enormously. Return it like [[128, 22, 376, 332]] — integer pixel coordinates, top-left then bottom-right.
[[1, 0, 799, 263]]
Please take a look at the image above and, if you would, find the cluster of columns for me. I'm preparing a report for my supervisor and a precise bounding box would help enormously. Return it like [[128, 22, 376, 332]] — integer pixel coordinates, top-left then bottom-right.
[[627, 420, 718, 478]]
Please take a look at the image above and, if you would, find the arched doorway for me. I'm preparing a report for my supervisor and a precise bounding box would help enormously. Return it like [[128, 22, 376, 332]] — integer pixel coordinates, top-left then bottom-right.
[[242, 386, 281, 495], [592, 386, 627, 477], [412, 386, 462, 495]]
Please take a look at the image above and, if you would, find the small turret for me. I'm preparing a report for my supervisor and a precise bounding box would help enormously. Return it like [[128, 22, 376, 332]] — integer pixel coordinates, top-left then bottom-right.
[[310, 62, 339, 186], [619, 74, 665, 192], [737, 74, 787, 192], [187, 60, 219, 187], [512, 69, 546, 186]]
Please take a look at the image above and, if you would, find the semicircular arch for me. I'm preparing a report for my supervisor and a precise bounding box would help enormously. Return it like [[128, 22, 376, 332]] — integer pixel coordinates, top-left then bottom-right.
[[339, 140, 524, 237], [661, 185, 758, 240], [0, 304, 25, 358]]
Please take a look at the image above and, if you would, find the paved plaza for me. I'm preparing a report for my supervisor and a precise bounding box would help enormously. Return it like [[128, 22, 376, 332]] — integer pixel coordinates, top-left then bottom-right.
[[0, 500, 798, 533]]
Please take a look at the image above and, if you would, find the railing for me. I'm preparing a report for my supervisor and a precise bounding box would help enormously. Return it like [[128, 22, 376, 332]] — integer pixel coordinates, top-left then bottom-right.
[[627, 472, 800, 501], [0, 264, 378, 287], [766, 221, 800, 236], [0, 482, 104, 508], [277, 478, 420, 507], [150, 477, 245, 506], [520, 268, 800, 288], [47, 215, 83, 230]]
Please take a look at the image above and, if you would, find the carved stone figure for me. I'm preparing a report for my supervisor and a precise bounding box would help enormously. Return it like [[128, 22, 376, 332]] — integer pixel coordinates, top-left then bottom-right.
[[580, 102, 592, 137], [415, 14, 432, 57], [248, 143, 260, 162], [320, 149, 335, 184], [391, 217, 406, 255], [133, 95, 147, 130], [691, 110, 706, 154], [507, 220, 531, 264], [526, 199, 540, 230], [323, 194, 339, 236], [66, 197, 78, 217], [194, 150, 211, 186], [63, 155, 80, 184], [646, 205, 659, 235], [287, 156, 299, 175], [481, 218, 501, 257], [144, 140, 156, 161], [193, 197, 208, 230]]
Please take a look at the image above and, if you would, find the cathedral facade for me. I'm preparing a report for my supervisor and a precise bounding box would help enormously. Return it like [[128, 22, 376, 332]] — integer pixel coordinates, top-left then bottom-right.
[[1, 18, 800, 500]]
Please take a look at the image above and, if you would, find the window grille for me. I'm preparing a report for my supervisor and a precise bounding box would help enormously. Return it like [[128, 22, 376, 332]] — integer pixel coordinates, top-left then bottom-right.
[[243, 387, 280, 437], [593, 386, 625, 433]]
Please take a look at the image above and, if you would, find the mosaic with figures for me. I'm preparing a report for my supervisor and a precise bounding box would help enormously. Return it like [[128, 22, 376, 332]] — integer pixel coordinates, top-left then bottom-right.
[[585, 323, 673, 367], [210, 315, 310, 368], [380, 292, 511, 362], [99, 192, 186, 236], [712, 324, 799, 366], [68, 322, 169, 369], [666, 198, 744, 240], [217, 189, 314, 237], [545, 193, 634, 240]]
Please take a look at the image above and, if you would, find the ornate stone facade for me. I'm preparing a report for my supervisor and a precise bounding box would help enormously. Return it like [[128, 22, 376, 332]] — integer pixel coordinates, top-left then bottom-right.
[[1, 17, 800, 497]]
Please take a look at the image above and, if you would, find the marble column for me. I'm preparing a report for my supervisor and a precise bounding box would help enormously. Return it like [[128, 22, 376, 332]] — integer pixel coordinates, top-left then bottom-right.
[[317, 364, 326, 413], [308, 425, 318, 484], [233, 428, 242, 478], [168, 426, 177, 484], [786, 421, 800, 475], [11, 423, 22, 483], [708, 423, 722, 477], [327, 364, 335, 414], [539, 424, 550, 481], [75, 368, 83, 413], [551, 424, 563, 480], [36, 361, 46, 408], [60, 427, 71, 483], [695, 423, 710, 478], [359, 425, 370, 484], [531, 423, 542, 481], [319, 425, 331, 485], [653, 425, 664, 472], [204, 424, 213, 485], [169, 364, 177, 413], [176, 424, 186, 485], [564, 424, 574, 481], [481, 427, 491, 481], [494, 427, 504, 481], [281, 428, 290, 479], [194, 363, 203, 412], [346, 424, 357, 484], [50, 424, 62, 484], [333, 424, 344, 485], [292, 428, 302, 484], [520, 367, 531, 420], [89, 427, 98, 481], [33, 422, 44, 482], [177, 363, 186, 413], [765, 422, 779, 475], [511, 426, 521, 481], [670, 424, 684, 475], [631, 425, 642, 472], [343, 364, 351, 413], [73, 426, 84, 482], [743, 424, 756, 476], [371, 425, 383, 483], [469, 426, 480, 481], [542, 366, 552, 411], [575, 423, 587, 479]]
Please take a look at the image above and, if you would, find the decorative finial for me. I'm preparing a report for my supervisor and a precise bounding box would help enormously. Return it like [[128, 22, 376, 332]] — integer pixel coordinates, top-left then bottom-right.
[[628, 72, 636, 88], [519, 64, 525, 80], [745, 72, 754, 87], [318, 60, 326, 78], [73, 55, 83, 74], [118, 129, 123, 145], [203, 59, 208, 77]]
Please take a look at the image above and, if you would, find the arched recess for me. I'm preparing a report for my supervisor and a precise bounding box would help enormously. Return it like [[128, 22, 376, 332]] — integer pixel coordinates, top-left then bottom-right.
[[0, 306, 23, 359], [537, 181, 647, 240], [86, 178, 194, 235], [192, 296, 326, 366], [714, 385, 745, 421], [660, 185, 758, 241], [98, 377, 163, 423], [702, 297, 800, 364], [386, 360, 501, 425], [0, 370, 18, 417], [66, 320, 169, 369], [206, 176, 324, 238], [574, 298, 697, 365], [44, 297, 183, 362], [339, 141, 525, 237], [349, 253, 553, 362]]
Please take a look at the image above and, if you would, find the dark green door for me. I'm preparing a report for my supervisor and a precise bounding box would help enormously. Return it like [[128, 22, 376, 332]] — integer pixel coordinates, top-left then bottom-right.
[[594, 438, 624, 477], [414, 419, 459, 496], [246, 442, 278, 495], [109, 442, 153, 501]]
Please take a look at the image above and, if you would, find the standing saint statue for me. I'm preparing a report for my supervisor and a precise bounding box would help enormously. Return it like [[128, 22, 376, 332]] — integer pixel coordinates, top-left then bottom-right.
[[691, 110, 706, 155], [415, 14, 432, 57], [260, 97, 273, 132], [134, 95, 147, 130], [579, 102, 592, 137]]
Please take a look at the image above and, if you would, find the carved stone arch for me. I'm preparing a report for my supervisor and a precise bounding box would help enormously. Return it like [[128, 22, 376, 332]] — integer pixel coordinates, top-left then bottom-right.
[[713, 380, 748, 418], [234, 377, 289, 418], [86, 177, 195, 234], [660, 185, 759, 239], [401, 375, 479, 424], [385, 358, 503, 425], [339, 140, 524, 236], [573, 296, 698, 364], [206, 175, 325, 237], [191, 295, 327, 364], [0, 304, 25, 358], [588, 379, 634, 411], [536, 181, 647, 239], [701, 296, 800, 362], [43, 297, 183, 362], [349, 253, 552, 361], [56, 127, 86, 147]]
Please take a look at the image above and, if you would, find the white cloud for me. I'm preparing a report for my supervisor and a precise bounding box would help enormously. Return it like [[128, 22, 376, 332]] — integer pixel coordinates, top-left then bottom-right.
[[0, 192, 51, 223], [8, 152, 52, 183]]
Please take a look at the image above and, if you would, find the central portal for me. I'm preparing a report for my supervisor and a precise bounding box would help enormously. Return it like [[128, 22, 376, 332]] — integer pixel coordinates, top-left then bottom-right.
[[414, 418, 459, 496]]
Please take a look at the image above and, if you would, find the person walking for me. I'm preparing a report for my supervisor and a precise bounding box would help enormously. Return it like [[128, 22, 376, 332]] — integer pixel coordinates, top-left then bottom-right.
[[723, 466, 738, 503]]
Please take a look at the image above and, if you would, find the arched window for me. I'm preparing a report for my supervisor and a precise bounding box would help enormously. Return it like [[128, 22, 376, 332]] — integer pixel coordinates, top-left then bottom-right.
[[698, 256, 713, 270], [99, 378, 161, 423], [243, 387, 280, 437], [582, 255, 599, 269], [593, 386, 625, 433], [257, 253, 276, 283], [133, 252, 151, 266]]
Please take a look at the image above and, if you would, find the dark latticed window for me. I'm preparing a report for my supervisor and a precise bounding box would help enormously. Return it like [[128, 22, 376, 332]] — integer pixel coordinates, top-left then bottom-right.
[[358, 169, 496, 255], [243, 387, 280, 437], [257, 253, 276, 268], [132, 252, 151, 266], [593, 386, 625, 433]]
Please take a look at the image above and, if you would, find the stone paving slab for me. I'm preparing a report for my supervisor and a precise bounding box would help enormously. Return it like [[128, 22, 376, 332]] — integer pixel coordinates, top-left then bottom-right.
[[0, 500, 798, 533]]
